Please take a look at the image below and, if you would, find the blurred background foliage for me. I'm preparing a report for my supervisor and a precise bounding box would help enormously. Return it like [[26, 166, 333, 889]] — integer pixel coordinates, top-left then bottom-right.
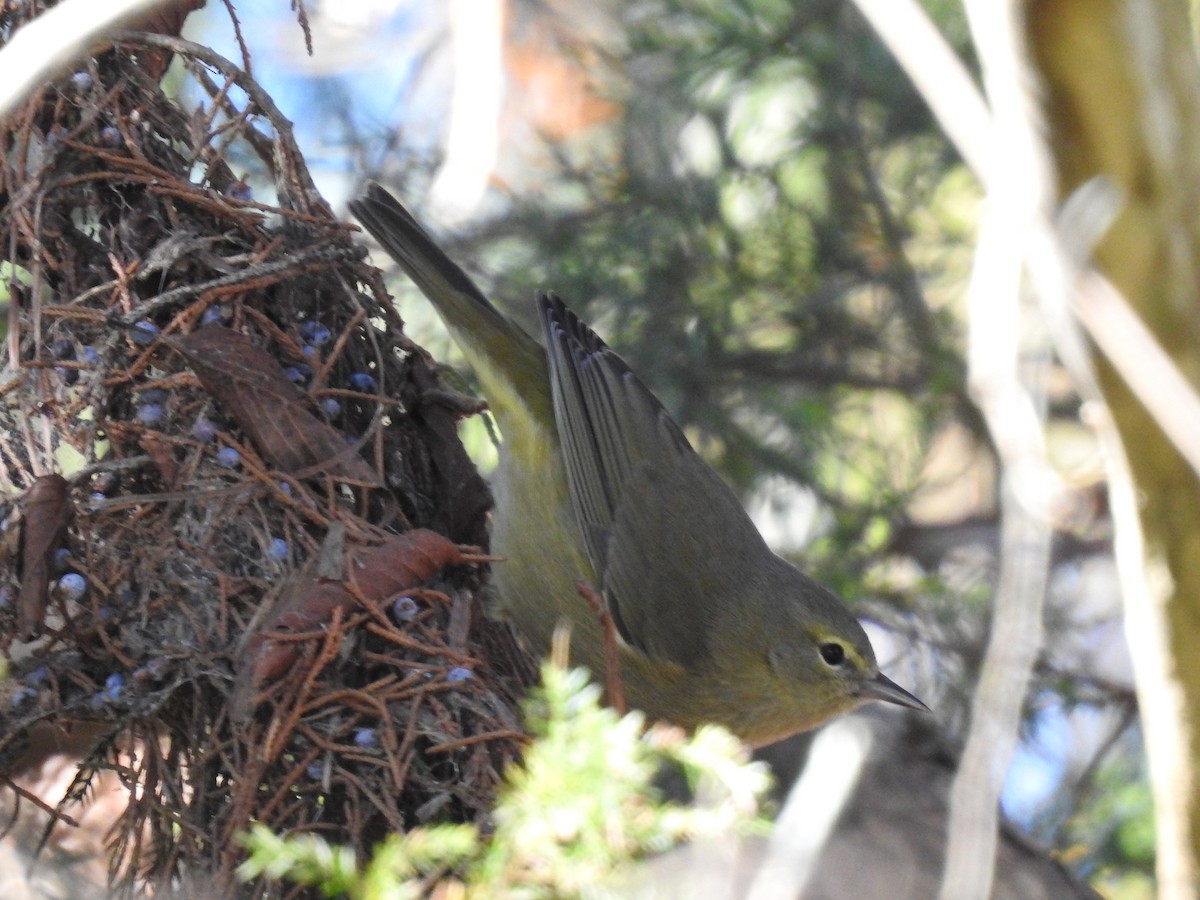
[[382, 0, 982, 572]]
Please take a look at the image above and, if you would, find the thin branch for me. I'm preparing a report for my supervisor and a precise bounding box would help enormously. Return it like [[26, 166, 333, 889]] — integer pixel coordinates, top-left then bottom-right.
[[849, 0, 991, 182]]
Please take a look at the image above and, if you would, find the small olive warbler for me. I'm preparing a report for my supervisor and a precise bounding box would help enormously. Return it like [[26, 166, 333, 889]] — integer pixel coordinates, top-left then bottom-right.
[[350, 185, 927, 745]]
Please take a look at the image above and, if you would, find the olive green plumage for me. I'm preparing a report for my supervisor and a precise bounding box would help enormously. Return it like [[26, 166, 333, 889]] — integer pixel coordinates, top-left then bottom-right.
[[350, 184, 926, 745]]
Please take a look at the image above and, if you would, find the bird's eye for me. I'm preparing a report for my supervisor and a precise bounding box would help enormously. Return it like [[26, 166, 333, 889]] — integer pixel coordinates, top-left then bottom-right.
[[819, 642, 846, 667]]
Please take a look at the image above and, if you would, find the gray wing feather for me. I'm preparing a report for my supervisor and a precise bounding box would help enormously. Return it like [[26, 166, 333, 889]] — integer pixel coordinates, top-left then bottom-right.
[[538, 293, 769, 668]]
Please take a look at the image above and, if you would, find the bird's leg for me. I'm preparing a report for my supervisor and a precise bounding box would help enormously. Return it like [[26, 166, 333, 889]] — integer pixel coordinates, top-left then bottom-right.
[[575, 578, 626, 715]]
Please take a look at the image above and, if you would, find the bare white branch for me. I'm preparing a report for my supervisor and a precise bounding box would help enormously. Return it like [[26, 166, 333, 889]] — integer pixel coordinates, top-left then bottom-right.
[[0, 0, 164, 119]]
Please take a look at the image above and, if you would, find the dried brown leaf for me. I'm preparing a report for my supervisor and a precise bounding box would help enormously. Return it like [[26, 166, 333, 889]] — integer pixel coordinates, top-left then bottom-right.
[[170, 326, 380, 485], [408, 354, 492, 546], [245, 529, 482, 690], [17, 474, 71, 639]]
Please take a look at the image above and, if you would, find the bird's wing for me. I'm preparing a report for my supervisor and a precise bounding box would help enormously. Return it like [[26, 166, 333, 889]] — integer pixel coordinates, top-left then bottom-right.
[[539, 292, 771, 669]]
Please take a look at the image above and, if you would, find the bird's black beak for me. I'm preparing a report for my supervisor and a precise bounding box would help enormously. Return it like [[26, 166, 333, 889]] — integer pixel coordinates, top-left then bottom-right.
[[858, 672, 930, 712]]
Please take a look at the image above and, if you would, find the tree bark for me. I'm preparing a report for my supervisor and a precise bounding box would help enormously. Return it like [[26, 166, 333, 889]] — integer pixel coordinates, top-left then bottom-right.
[[1027, 1, 1200, 895]]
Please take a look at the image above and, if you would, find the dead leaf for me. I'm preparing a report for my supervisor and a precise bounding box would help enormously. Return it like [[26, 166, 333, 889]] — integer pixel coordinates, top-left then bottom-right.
[[408, 353, 492, 546], [244, 528, 486, 691], [17, 474, 71, 639], [170, 326, 380, 485]]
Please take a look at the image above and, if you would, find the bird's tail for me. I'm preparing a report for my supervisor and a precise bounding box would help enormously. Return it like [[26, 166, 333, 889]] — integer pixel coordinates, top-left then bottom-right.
[[349, 184, 551, 427]]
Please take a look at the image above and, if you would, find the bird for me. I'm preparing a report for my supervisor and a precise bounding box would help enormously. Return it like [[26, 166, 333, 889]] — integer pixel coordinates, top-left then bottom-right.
[[349, 184, 928, 746]]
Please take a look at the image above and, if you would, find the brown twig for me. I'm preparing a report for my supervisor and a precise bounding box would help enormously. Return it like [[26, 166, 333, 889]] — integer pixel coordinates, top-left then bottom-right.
[[576, 578, 626, 715]]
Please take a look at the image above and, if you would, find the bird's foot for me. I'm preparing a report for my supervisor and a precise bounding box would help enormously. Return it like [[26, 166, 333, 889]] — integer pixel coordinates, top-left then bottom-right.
[[576, 578, 626, 715]]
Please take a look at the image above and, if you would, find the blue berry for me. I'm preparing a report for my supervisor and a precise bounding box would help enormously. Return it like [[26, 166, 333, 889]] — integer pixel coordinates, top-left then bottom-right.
[[130, 320, 159, 346], [216, 447, 241, 468], [137, 403, 164, 425], [226, 180, 253, 202], [353, 727, 379, 748], [306, 762, 325, 780], [391, 595, 418, 622], [298, 321, 332, 346], [139, 387, 169, 404], [201, 305, 227, 325], [319, 398, 342, 419], [102, 673, 124, 700], [52, 547, 71, 573], [98, 126, 122, 147], [284, 366, 308, 384], [25, 666, 49, 686], [11, 686, 36, 709], [192, 419, 217, 442], [348, 372, 377, 392], [58, 572, 87, 601], [267, 538, 288, 561], [69, 71, 93, 91], [447, 667, 473, 683], [277, 481, 293, 497], [81, 346, 100, 365]]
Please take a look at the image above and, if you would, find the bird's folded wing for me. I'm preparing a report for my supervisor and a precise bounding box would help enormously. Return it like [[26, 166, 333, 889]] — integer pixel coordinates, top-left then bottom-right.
[[539, 292, 770, 669]]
